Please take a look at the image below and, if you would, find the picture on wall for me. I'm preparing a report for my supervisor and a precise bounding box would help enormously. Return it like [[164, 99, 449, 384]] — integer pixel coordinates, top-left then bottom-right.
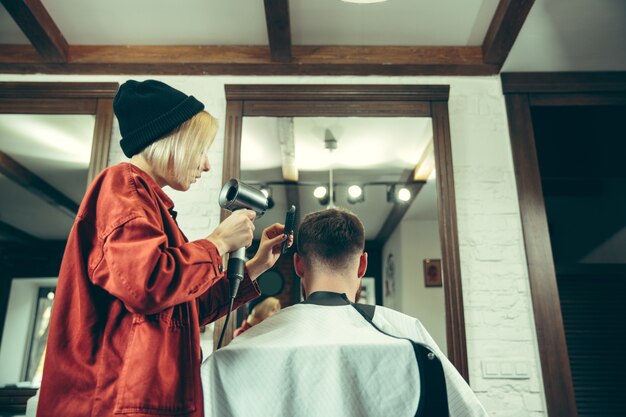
[[423, 259, 442, 287]]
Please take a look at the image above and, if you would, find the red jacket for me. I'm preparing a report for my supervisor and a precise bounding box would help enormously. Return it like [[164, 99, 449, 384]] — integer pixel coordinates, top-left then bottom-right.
[[37, 163, 259, 417]]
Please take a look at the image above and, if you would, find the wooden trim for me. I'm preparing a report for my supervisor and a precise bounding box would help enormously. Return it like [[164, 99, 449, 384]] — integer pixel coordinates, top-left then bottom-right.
[[0, 220, 40, 244], [88, 98, 115, 185], [264, 0, 292, 62], [0, 0, 68, 62], [226, 84, 450, 102], [243, 101, 432, 117], [482, 0, 535, 67], [431, 100, 469, 381], [504, 93, 578, 417], [219, 84, 469, 382], [213, 100, 244, 351], [0, 45, 497, 76], [0, 82, 120, 98], [0, 150, 78, 217], [529, 93, 626, 107], [501, 72, 626, 93], [0, 275, 12, 347], [0, 98, 96, 114]]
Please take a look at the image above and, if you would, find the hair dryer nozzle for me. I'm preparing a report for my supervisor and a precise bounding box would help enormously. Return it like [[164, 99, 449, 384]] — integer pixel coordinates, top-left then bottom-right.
[[219, 179, 268, 217]]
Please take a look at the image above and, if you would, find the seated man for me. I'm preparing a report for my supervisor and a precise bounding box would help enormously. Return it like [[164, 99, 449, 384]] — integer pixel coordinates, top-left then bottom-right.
[[202, 208, 487, 417]]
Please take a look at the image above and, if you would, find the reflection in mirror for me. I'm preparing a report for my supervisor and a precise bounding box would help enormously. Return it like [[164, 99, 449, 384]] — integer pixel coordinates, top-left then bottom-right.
[[0, 114, 96, 388], [240, 116, 448, 354]]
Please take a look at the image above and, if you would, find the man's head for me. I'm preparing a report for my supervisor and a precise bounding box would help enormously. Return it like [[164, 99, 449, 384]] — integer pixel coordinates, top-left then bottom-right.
[[294, 208, 368, 300]]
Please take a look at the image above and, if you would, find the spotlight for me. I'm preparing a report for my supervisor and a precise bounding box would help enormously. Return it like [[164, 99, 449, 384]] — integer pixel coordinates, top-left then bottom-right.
[[387, 185, 411, 203], [314, 186, 329, 205], [347, 185, 364, 204]]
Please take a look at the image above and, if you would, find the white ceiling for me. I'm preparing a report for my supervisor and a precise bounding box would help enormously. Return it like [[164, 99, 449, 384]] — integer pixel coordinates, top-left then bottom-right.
[[0, 114, 94, 240], [241, 117, 438, 240]]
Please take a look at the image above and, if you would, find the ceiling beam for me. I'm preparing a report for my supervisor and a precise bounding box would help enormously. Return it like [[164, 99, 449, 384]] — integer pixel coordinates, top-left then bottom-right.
[[0, 0, 68, 63], [0, 45, 497, 76], [0, 150, 78, 218], [482, 0, 535, 67], [263, 0, 292, 62], [277, 118, 298, 182], [0, 219, 40, 245]]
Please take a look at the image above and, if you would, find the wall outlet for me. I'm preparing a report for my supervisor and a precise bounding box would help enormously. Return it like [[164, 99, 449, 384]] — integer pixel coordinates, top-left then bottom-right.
[[481, 360, 530, 379]]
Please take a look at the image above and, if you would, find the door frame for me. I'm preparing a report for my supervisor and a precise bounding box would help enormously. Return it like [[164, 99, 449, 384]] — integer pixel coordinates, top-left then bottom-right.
[[501, 71, 626, 417]]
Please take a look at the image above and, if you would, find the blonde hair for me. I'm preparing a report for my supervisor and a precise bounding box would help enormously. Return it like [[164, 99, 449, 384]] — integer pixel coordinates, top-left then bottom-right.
[[139, 111, 218, 185], [250, 297, 281, 320]]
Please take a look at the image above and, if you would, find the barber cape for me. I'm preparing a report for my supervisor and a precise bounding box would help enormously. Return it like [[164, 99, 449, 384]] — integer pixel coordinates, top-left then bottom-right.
[[201, 292, 487, 417]]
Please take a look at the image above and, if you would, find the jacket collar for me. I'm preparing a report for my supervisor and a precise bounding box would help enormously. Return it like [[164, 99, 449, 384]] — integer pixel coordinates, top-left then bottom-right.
[[302, 291, 351, 306]]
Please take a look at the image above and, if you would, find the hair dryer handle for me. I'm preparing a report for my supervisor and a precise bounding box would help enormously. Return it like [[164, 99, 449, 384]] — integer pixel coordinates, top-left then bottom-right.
[[228, 247, 246, 298]]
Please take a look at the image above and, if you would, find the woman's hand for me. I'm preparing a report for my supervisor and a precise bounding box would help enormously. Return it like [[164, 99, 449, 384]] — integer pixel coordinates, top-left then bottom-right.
[[206, 210, 256, 256], [246, 223, 294, 281]]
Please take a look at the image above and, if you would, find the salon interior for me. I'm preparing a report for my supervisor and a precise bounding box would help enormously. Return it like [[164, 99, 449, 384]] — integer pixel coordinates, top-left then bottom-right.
[[0, 1, 625, 416]]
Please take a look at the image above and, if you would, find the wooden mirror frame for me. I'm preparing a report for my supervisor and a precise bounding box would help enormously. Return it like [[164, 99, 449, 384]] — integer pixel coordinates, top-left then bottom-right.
[[217, 84, 469, 381]]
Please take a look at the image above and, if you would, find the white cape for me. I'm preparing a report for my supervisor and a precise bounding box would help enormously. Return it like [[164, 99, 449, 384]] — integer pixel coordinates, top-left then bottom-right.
[[201, 301, 487, 417]]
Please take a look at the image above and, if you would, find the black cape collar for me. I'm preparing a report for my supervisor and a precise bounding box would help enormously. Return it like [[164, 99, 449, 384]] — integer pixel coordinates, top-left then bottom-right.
[[302, 291, 351, 306]]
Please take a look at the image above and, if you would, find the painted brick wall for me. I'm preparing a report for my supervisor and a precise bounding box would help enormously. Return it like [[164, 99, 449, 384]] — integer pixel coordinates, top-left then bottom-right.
[[0, 73, 547, 416]]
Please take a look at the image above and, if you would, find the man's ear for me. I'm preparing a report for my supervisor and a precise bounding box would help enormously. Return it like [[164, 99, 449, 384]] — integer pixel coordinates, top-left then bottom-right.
[[357, 252, 368, 278], [294, 253, 305, 278]]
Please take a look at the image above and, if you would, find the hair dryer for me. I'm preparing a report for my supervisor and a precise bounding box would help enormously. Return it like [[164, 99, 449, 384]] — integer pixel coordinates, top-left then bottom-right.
[[218, 178, 268, 299]]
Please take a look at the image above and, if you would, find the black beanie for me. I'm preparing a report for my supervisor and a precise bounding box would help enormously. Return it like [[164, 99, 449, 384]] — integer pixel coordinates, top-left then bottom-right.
[[114, 80, 205, 158]]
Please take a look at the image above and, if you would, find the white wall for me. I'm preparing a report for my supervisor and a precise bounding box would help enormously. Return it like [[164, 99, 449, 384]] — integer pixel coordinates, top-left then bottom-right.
[[384, 219, 447, 353], [0, 277, 57, 386], [0, 73, 546, 416]]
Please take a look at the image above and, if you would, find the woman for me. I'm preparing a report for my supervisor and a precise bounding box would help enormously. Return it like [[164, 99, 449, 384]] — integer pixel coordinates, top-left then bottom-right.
[[234, 296, 282, 337], [36, 80, 288, 417]]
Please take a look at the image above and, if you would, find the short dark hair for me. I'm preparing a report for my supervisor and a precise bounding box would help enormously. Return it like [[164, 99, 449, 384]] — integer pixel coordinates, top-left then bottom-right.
[[297, 208, 365, 269]]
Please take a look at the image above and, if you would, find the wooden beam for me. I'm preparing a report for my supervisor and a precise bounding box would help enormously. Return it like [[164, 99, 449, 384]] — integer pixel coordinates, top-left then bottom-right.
[[263, 0, 292, 62], [0, 0, 68, 62], [0, 220, 40, 244], [0, 45, 497, 76], [482, 0, 535, 67], [277, 118, 298, 182], [502, 72, 626, 94], [0, 150, 78, 218]]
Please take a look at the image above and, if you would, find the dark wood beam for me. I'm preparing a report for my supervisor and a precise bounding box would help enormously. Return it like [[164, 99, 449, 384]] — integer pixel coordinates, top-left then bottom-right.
[[263, 0, 292, 62], [0, 45, 497, 76], [482, 0, 535, 67], [0, 0, 68, 63], [0, 150, 78, 217], [0, 240, 66, 277], [0, 220, 40, 244], [502, 72, 626, 93]]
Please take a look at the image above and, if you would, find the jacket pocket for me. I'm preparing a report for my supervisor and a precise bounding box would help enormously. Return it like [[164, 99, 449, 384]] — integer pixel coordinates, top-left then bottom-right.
[[114, 308, 195, 415]]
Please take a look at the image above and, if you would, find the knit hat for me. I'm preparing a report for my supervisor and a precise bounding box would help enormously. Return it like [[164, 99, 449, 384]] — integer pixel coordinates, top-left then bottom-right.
[[113, 80, 205, 158]]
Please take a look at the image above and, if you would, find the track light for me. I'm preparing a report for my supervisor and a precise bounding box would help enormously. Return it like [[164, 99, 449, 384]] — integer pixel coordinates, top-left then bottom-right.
[[314, 186, 330, 205], [387, 185, 411, 203], [347, 185, 364, 204]]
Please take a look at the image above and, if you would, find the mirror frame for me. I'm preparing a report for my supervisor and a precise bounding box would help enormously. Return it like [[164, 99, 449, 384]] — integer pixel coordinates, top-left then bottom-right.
[[218, 84, 469, 380]]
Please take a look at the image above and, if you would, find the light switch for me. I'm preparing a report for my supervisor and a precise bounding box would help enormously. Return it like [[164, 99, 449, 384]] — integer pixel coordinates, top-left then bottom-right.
[[481, 360, 530, 379]]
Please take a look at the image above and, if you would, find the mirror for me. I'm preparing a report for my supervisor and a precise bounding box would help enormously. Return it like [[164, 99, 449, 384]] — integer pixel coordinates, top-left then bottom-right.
[[240, 116, 447, 351], [220, 84, 468, 379], [0, 83, 116, 394]]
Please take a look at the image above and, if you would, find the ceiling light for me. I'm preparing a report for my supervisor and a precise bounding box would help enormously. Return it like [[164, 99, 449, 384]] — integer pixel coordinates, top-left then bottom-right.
[[387, 185, 411, 203], [313, 186, 327, 199], [397, 187, 411, 202], [347, 185, 365, 204]]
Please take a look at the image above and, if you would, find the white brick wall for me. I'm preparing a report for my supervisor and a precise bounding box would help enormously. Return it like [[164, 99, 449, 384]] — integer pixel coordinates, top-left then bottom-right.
[[0, 73, 547, 416]]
